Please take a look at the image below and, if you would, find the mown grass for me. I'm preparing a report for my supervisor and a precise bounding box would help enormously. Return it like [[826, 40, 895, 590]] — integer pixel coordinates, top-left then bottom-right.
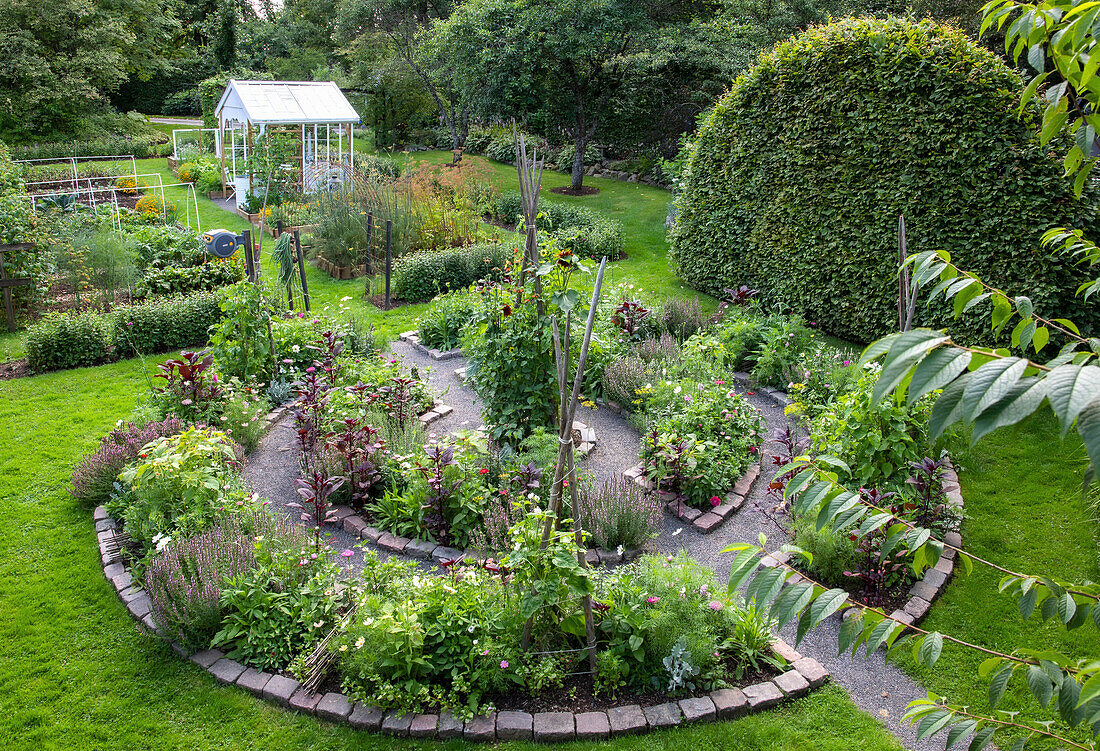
[[891, 411, 1100, 747], [0, 358, 903, 750]]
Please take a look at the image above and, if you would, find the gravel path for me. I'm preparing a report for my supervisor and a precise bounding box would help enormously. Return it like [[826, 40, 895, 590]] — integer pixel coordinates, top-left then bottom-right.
[[244, 340, 942, 750]]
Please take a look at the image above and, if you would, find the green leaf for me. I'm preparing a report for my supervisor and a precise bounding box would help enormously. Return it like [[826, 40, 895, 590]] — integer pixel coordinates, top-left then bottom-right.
[[1077, 669, 1100, 709], [971, 377, 1049, 443], [917, 632, 943, 667], [771, 582, 814, 630], [988, 663, 1015, 709], [1026, 664, 1054, 707], [968, 726, 996, 751], [872, 330, 951, 404], [945, 719, 978, 749], [796, 588, 849, 644], [908, 346, 972, 405], [929, 371, 973, 439], [961, 357, 1028, 422], [1045, 364, 1100, 435], [837, 611, 864, 655]]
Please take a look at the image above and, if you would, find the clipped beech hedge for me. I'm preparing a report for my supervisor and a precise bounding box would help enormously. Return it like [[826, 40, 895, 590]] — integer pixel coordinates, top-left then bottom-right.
[[669, 17, 1100, 344]]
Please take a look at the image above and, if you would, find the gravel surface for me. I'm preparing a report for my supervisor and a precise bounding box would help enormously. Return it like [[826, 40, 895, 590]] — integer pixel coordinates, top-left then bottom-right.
[[244, 340, 943, 750]]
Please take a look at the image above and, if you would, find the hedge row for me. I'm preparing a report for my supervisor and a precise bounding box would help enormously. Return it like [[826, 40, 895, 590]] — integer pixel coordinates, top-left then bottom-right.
[[25, 292, 223, 372], [493, 191, 625, 260], [669, 18, 1100, 344], [392, 242, 516, 303]]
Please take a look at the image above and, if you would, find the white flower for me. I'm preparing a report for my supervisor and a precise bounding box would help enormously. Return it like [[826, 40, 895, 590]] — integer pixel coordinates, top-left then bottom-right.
[[672, 527, 682, 536], [341, 295, 352, 301], [673, 385, 682, 394], [355, 637, 365, 649], [291, 344, 301, 353], [616, 545, 624, 556]]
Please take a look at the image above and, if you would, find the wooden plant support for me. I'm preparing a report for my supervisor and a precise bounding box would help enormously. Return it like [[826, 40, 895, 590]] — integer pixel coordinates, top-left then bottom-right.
[[898, 213, 917, 331], [0, 243, 33, 332], [513, 129, 608, 674], [242, 229, 256, 283], [365, 212, 374, 277], [384, 219, 392, 309]]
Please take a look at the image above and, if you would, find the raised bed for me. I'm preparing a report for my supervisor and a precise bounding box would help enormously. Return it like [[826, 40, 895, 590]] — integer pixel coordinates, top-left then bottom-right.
[[312, 254, 368, 280], [94, 504, 830, 741]]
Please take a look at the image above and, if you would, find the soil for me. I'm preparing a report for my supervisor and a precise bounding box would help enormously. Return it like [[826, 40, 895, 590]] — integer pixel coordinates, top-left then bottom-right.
[[0, 359, 30, 380], [550, 185, 600, 197], [365, 293, 410, 311], [28, 180, 144, 210]]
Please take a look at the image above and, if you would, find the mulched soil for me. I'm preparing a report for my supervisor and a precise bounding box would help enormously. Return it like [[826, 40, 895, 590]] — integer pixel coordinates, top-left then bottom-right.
[[550, 185, 600, 196], [0, 359, 30, 380], [365, 294, 410, 311]]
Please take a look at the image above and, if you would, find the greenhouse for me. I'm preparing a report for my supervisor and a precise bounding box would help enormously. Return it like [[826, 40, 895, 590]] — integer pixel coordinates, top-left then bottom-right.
[[214, 79, 360, 208]]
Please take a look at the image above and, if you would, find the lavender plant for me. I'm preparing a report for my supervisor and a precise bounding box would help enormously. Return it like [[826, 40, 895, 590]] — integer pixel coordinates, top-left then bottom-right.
[[573, 477, 661, 550], [72, 416, 190, 506]]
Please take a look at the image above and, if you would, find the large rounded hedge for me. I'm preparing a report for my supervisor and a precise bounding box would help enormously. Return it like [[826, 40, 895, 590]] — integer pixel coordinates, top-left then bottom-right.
[[669, 17, 1100, 344]]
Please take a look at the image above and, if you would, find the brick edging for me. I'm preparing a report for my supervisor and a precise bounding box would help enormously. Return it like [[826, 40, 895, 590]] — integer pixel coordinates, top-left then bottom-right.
[[94, 512, 829, 741], [399, 330, 463, 362]]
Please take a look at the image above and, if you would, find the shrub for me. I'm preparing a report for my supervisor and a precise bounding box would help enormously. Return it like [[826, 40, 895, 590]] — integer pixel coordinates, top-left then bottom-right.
[[658, 297, 705, 341], [554, 142, 601, 170], [602, 354, 649, 411], [25, 311, 110, 371], [109, 291, 223, 357], [392, 242, 514, 303], [208, 281, 275, 381], [213, 533, 351, 672], [485, 135, 517, 163], [133, 259, 245, 300], [416, 291, 479, 349], [808, 365, 933, 489], [669, 17, 1100, 344], [71, 416, 189, 507], [574, 477, 661, 550], [109, 427, 248, 556]]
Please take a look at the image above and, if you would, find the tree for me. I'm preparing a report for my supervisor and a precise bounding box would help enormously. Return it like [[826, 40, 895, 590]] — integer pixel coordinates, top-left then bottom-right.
[[337, 0, 463, 148], [438, 0, 659, 192], [0, 0, 177, 136]]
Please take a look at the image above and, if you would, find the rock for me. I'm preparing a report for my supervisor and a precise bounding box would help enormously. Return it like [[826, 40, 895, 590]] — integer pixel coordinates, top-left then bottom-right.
[[575, 711, 610, 740], [381, 710, 412, 736], [208, 658, 246, 685], [235, 668, 271, 694], [347, 703, 383, 730], [496, 710, 533, 740], [437, 711, 464, 739], [262, 674, 300, 706], [774, 669, 810, 697], [743, 681, 784, 709], [793, 657, 829, 688], [679, 696, 716, 723], [190, 648, 223, 668], [464, 712, 496, 742], [607, 705, 647, 735], [534, 712, 575, 742], [710, 688, 748, 719], [316, 692, 353, 721], [642, 702, 682, 728], [288, 689, 322, 713]]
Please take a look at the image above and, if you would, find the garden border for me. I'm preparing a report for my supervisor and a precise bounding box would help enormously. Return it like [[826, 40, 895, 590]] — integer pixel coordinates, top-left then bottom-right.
[[399, 330, 463, 362], [725, 374, 965, 630], [92, 505, 830, 742]]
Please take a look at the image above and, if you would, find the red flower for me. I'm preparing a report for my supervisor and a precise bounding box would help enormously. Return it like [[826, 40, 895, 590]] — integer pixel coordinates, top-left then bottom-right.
[[139, 453, 147, 458], [710, 495, 721, 507], [479, 468, 489, 475]]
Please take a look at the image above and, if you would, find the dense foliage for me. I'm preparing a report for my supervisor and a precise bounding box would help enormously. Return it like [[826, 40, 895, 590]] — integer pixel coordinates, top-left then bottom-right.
[[669, 17, 1100, 344]]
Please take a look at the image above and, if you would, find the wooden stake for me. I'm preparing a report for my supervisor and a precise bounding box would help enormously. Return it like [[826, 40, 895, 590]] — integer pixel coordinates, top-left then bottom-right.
[[0, 244, 33, 333]]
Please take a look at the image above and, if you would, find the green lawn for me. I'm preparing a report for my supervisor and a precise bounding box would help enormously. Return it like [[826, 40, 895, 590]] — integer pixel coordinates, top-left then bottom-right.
[[892, 412, 1099, 747]]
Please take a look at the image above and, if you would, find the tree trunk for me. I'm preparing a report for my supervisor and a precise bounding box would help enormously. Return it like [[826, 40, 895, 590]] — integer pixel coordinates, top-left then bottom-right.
[[572, 132, 586, 192]]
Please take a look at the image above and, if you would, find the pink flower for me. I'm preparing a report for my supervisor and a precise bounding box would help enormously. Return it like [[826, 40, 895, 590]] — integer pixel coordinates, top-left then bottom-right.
[[715, 380, 725, 385], [646, 596, 659, 604], [708, 600, 723, 611], [181, 399, 193, 406], [306, 366, 315, 373], [843, 360, 851, 367], [749, 446, 757, 453], [283, 358, 293, 364], [482, 648, 490, 656], [341, 549, 353, 558], [710, 495, 721, 507], [500, 660, 509, 669]]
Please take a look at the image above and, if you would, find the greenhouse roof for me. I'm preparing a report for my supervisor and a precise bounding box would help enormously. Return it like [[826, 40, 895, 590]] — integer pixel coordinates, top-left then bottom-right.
[[215, 80, 359, 126]]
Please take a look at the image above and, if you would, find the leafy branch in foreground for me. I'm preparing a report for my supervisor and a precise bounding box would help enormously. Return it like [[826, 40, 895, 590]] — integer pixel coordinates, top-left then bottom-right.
[[724, 454, 1100, 749], [981, 0, 1100, 196]]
